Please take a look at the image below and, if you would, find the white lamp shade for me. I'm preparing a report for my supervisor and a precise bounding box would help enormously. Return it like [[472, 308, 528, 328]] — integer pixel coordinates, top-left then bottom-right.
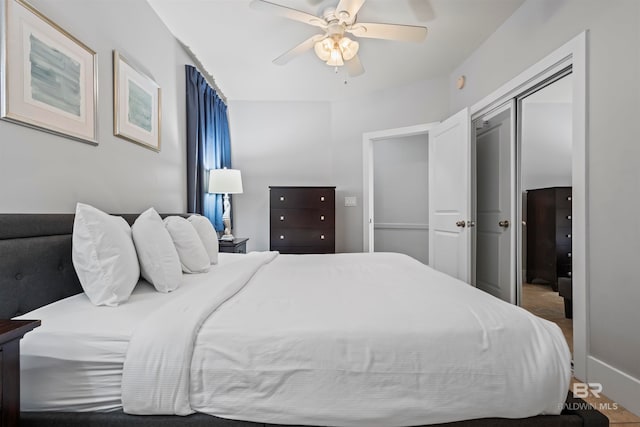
[[327, 47, 344, 66], [208, 169, 243, 194], [339, 37, 359, 61], [314, 38, 332, 61]]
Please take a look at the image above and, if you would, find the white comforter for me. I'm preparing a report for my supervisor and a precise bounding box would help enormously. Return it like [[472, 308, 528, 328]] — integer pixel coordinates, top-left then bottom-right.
[[121, 252, 571, 426]]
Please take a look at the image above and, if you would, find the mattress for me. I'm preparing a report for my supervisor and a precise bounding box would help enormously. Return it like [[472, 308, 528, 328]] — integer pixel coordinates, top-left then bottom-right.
[[17, 252, 571, 426], [16, 253, 248, 412]]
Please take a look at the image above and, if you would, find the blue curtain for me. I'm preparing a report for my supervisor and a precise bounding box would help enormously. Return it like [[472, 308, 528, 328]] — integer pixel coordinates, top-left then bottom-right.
[[185, 65, 231, 232]]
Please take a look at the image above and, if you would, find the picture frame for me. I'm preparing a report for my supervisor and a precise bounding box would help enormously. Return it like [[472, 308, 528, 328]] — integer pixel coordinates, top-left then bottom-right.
[[113, 50, 161, 152], [0, 0, 98, 145]]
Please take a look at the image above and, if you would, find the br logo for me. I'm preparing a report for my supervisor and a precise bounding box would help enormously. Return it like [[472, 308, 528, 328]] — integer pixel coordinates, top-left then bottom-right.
[[573, 383, 603, 399]]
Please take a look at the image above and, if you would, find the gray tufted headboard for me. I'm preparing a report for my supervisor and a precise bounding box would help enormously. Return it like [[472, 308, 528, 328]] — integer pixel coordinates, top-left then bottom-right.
[[0, 213, 189, 318]]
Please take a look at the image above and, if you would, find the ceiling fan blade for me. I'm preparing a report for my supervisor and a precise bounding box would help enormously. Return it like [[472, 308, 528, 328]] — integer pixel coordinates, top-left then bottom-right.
[[250, 0, 327, 28], [348, 22, 428, 42], [273, 34, 326, 65], [336, 0, 366, 21], [346, 54, 365, 77]]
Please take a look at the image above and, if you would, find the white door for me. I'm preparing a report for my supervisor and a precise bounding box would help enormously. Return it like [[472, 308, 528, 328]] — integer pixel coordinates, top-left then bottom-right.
[[429, 108, 471, 282], [474, 102, 516, 303]]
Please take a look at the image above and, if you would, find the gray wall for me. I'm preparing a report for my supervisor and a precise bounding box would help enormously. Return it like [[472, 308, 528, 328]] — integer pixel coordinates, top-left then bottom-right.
[[228, 100, 333, 252], [330, 78, 450, 253], [449, 0, 640, 406], [373, 135, 429, 264], [0, 0, 193, 214], [229, 78, 449, 253]]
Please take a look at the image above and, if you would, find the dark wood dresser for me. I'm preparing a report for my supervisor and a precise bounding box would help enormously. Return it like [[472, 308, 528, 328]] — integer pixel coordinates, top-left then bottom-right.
[[269, 186, 335, 254], [526, 186, 572, 291]]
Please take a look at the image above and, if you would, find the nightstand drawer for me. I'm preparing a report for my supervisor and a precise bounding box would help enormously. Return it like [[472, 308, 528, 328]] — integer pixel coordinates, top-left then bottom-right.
[[0, 319, 40, 427], [0, 348, 3, 406], [270, 208, 334, 229], [218, 238, 248, 254]]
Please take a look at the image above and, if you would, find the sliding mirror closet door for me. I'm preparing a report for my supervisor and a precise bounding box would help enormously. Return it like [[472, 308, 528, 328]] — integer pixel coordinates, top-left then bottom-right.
[[474, 101, 516, 304]]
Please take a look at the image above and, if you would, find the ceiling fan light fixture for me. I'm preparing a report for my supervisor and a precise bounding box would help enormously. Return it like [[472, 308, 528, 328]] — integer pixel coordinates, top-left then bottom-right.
[[314, 38, 333, 61], [326, 46, 344, 66], [339, 37, 359, 61]]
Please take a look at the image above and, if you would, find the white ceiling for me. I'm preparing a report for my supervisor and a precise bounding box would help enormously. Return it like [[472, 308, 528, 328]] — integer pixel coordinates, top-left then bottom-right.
[[148, 0, 525, 102]]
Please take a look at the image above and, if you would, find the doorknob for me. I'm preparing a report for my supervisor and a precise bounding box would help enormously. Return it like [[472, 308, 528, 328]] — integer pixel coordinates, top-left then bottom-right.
[[498, 220, 510, 228], [455, 220, 466, 228]]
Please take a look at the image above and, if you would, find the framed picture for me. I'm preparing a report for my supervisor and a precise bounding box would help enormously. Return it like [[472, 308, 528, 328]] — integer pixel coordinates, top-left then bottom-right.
[[113, 50, 161, 152], [0, 0, 98, 144]]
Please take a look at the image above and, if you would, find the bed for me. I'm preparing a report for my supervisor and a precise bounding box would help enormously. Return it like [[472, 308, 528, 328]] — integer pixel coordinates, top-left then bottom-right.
[[0, 213, 608, 427]]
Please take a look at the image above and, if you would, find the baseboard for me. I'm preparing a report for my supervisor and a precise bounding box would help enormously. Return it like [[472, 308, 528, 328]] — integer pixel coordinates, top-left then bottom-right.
[[588, 355, 640, 416]]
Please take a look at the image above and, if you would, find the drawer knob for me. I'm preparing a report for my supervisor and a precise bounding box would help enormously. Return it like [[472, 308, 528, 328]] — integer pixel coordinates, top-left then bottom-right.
[[320, 215, 325, 221], [280, 235, 285, 240], [280, 216, 285, 221], [568, 252, 572, 258], [567, 234, 571, 239], [567, 272, 572, 277], [567, 196, 572, 201], [320, 234, 325, 240], [320, 196, 325, 202], [567, 215, 572, 220], [280, 196, 285, 201]]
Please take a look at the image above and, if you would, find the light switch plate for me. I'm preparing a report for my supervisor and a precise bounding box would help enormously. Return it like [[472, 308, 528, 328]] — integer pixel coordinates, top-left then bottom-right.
[[344, 196, 357, 207]]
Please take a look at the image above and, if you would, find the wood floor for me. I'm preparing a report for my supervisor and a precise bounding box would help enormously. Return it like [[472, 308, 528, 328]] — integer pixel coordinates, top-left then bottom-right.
[[522, 283, 640, 426]]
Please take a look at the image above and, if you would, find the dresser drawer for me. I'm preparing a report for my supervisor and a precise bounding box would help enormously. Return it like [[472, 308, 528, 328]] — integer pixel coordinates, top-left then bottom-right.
[[557, 263, 572, 278], [271, 208, 334, 229], [270, 187, 335, 209], [556, 208, 572, 229], [555, 188, 572, 209], [271, 228, 334, 247], [556, 227, 572, 247], [271, 245, 334, 254], [556, 245, 572, 264]]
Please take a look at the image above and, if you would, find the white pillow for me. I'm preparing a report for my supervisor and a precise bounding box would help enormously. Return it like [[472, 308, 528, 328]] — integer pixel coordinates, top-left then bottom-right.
[[188, 215, 219, 264], [164, 216, 210, 273], [72, 203, 140, 306], [131, 208, 182, 292]]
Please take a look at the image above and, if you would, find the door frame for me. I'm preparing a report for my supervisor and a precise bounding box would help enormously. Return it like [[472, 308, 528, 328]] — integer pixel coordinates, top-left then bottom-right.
[[362, 122, 438, 253], [469, 32, 587, 380]]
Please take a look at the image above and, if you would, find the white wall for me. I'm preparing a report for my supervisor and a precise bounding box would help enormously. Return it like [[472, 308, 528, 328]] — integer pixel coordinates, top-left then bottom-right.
[[0, 0, 192, 214], [228, 101, 333, 252], [373, 134, 429, 264], [521, 103, 572, 190], [449, 0, 640, 412], [330, 78, 450, 253]]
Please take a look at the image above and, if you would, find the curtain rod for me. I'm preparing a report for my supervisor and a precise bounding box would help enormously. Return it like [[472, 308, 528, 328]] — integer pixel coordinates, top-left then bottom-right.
[[179, 41, 228, 104]]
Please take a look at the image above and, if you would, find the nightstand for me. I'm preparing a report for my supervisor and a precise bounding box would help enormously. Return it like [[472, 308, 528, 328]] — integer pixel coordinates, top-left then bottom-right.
[[0, 319, 40, 427], [219, 237, 249, 254]]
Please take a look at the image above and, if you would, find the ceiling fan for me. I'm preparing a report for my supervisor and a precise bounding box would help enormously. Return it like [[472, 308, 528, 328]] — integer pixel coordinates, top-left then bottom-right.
[[250, 0, 428, 77]]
